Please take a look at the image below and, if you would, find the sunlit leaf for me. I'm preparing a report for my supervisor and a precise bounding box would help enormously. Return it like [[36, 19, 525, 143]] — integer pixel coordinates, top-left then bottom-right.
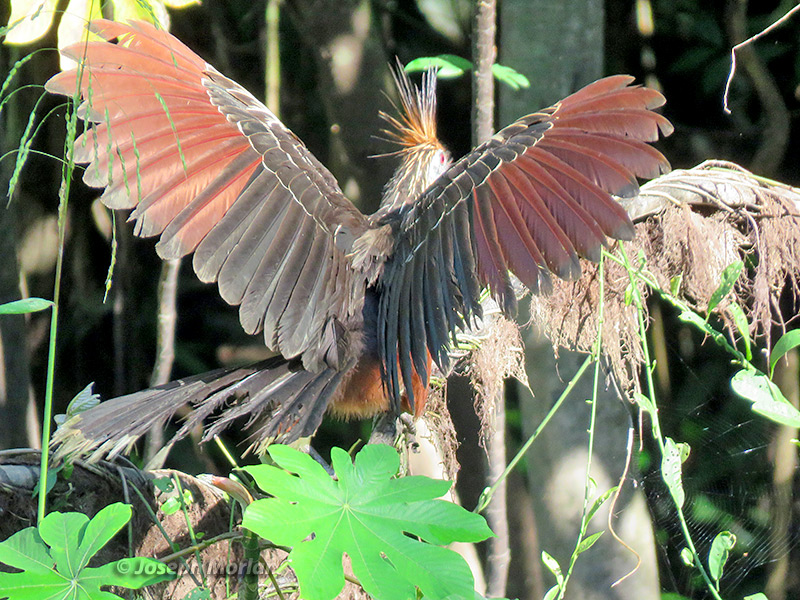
[[769, 330, 800, 378], [0, 503, 173, 597], [708, 530, 736, 582], [243, 444, 491, 600], [662, 437, 687, 509], [4, 0, 58, 45], [731, 369, 800, 427], [491, 63, 530, 90], [707, 260, 743, 315], [727, 301, 751, 360], [0, 297, 53, 314], [541, 551, 564, 586]]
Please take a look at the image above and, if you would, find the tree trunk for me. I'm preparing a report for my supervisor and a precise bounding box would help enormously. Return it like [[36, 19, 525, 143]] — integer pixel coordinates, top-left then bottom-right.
[[499, 2, 660, 598]]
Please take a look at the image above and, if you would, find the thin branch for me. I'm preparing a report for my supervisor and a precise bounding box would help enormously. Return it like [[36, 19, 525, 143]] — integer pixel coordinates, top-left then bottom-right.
[[723, 2, 800, 114]]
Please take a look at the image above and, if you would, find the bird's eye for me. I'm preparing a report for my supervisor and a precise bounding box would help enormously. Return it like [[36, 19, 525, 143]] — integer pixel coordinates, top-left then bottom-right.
[[439, 151, 447, 165]]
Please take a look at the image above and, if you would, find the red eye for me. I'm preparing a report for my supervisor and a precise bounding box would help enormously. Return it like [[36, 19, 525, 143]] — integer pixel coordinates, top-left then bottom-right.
[[439, 152, 446, 165]]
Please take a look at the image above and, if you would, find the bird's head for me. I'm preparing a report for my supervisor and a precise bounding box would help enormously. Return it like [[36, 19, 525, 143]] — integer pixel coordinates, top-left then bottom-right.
[[378, 64, 451, 213]]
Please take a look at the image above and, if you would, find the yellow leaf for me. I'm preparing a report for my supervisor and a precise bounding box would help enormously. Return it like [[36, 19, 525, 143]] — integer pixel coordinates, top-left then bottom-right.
[[56, 0, 104, 69], [4, 0, 58, 45], [111, 0, 170, 29]]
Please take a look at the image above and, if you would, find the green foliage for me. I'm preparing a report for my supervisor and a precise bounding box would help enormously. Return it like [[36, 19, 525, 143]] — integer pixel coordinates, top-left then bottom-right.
[[242, 444, 492, 600], [708, 531, 736, 584], [54, 382, 100, 427], [0, 503, 173, 600], [405, 54, 530, 90], [769, 329, 800, 377], [0, 298, 53, 314], [730, 369, 800, 427]]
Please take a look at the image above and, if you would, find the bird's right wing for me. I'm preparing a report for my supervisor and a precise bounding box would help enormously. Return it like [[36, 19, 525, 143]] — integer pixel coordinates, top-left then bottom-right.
[[46, 20, 370, 371], [377, 76, 673, 407]]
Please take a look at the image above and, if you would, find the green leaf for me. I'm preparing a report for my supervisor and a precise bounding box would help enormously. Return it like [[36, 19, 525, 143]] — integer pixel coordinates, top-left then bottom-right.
[[727, 301, 751, 360], [669, 274, 683, 296], [405, 55, 471, 78], [707, 261, 743, 315], [662, 438, 687, 509], [743, 594, 769, 600], [0, 503, 173, 598], [585, 486, 618, 524], [543, 585, 560, 600], [731, 370, 800, 427], [242, 444, 492, 600], [679, 547, 694, 567], [770, 330, 800, 378], [708, 530, 736, 582], [576, 531, 604, 555], [491, 64, 530, 90], [0, 298, 53, 314], [55, 382, 100, 426], [540, 551, 564, 586], [632, 392, 655, 416]]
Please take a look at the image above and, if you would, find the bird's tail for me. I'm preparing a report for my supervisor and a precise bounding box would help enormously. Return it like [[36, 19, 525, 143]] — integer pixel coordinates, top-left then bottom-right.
[[52, 358, 346, 461]]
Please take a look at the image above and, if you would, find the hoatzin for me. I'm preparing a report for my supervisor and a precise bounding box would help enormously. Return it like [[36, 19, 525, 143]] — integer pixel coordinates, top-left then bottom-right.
[[47, 20, 672, 459]]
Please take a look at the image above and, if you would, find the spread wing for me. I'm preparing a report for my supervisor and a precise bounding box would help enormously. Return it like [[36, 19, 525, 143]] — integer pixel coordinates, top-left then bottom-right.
[[377, 75, 673, 406], [46, 20, 370, 371]]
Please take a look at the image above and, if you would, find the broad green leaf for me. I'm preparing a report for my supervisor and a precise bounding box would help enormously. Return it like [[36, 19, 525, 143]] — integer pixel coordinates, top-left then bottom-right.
[[727, 301, 751, 360], [38, 511, 88, 577], [540, 551, 563, 586], [576, 531, 604, 555], [242, 444, 492, 600], [663, 593, 694, 600], [75, 504, 132, 570], [662, 438, 686, 509], [491, 64, 530, 90], [743, 594, 769, 600], [708, 530, 736, 582], [731, 370, 800, 427], [0, 298, 53, 314], [707, 261, 743, 315], [0, 503, 173, 599], [405, 55, 470, 78], [770, 330, 800, 377]]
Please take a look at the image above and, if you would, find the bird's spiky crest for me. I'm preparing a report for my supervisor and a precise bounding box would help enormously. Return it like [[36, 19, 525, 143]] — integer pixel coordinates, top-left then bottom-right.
[[380, 63, 439, 153]]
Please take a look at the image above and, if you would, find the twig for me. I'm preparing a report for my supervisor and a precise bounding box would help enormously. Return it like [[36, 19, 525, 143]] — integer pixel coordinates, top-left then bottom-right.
[[472, 1, 508, 596], [144, 258, 181, 467], [723, 3, 800, 114]]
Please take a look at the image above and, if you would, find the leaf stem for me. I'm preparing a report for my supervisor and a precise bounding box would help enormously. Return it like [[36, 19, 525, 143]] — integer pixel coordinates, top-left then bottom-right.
[[617, 244, 725, 600], [475, 354, 593, 513]]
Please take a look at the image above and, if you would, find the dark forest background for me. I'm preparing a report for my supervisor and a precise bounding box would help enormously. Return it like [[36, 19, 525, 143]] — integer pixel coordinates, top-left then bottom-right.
[[1, 1, 800, 599]]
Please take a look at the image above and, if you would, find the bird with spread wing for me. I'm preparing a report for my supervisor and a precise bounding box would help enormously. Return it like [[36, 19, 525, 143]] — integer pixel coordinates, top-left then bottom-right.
[[46, 20, 672, 459]]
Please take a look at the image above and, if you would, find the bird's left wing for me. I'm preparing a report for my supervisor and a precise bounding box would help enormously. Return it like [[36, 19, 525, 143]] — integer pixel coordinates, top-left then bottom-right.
[[377, 75, 673, 407], [46, 20, 371, 370]]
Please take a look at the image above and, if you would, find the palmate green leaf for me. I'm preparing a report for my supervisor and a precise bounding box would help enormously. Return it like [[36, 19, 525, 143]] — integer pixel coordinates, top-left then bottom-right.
[[0, 503, 173, 600], [242, 444, 493, 600]]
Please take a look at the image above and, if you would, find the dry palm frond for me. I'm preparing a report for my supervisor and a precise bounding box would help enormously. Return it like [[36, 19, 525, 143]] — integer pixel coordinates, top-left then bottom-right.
[[531, 160, 800, 395]]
